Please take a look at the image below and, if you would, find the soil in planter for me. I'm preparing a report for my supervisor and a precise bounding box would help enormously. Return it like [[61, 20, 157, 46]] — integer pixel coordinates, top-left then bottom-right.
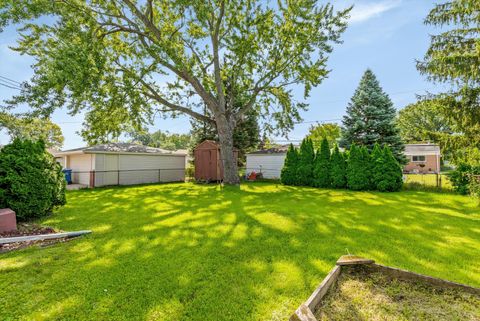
[[315, 266, 480, 321], [0, 223, 62, 253]]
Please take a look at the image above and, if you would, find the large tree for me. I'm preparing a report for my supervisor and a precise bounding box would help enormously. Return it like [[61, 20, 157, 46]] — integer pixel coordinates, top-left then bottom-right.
[[417, 0, 480, 165], [128, 128, 192, 150], [340, 69, 406, 164], [0, 1, 350, 184], [0, 113, 64, 149]]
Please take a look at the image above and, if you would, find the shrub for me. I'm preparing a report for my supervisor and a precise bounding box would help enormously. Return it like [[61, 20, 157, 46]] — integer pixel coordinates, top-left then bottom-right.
[[281, 144, 299, 186], [330, 145, 347, 188], [297, 138, 315, 186], [372, 145, 403, 192], [0, 139, 66, 220], [448, 164, 480, 195], [313, 138, 331, 187], [346, 145, 372, 190]]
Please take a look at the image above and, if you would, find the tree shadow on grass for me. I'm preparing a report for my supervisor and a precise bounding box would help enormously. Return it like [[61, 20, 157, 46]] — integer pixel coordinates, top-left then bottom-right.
[[0, 182, 479, 320]]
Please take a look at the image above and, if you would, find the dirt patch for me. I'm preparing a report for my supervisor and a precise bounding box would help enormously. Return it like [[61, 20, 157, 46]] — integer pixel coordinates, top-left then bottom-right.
[[316, 266, 480, 321], [0, 223, 62, 253]]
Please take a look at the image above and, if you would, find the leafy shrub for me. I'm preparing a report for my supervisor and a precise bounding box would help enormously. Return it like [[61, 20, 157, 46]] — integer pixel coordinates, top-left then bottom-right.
[[448, 164, 480, 195], [0, 139, 66, 220], [330, 145, 347, 188], [281, 144, 299, 186], [347, 144, 371, 190], [313, 138, 331, 187], [297, 138, 315, 186]]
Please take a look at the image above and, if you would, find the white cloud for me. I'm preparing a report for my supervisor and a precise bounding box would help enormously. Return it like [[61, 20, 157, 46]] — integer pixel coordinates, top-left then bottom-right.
[[349, 0, 402, 24]]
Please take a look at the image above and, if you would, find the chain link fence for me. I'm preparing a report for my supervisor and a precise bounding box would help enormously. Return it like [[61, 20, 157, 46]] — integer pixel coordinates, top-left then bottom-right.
[[403, 173, 453, 191]]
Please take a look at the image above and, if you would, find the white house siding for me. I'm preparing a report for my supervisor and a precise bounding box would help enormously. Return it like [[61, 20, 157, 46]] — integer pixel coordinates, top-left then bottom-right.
[[68, 154, 94, 186], [246, 154, 286, 179], [94, 153, 185, 186]]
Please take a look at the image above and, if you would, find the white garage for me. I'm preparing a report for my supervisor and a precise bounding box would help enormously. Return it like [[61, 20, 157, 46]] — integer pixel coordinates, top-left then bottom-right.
[[246, 148, 288, 179], [54, 143, 186, 187]]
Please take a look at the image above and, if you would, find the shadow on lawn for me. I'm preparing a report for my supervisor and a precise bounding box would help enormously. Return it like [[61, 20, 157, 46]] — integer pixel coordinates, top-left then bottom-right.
[[0, 182, 479, 320]]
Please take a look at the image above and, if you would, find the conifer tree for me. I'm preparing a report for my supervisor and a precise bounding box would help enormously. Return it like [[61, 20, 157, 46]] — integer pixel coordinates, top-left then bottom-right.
[[330, 145, 347, 188], [376, 146, 403, 192], [313, 137, 331, 187], [347, 144, 371, 190], [281, 144, 299, 186], [297, 138, 315, 186], [340, 69, 406, 164], [371, 143, 386, 191]]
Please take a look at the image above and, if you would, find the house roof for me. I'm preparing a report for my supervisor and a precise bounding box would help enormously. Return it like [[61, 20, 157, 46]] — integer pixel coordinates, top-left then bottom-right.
[[55, 143, 187, 156], [404, 143, 440, 156], [247, 146, 289, 155]]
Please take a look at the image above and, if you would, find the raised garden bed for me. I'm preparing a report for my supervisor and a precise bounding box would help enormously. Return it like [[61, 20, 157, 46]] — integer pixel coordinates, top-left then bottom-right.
[[0, 223, 91, 253], [291, 256, 480, 321]]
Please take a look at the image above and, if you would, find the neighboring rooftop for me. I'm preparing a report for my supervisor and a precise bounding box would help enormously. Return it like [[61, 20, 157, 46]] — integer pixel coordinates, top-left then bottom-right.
[[404, 143, 440, 155], [56, 143, 187, 155], [247, 146, 289, 155]]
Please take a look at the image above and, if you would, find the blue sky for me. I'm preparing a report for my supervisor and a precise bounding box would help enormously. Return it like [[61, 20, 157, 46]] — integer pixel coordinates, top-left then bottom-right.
[[0, 0, 446, 149]]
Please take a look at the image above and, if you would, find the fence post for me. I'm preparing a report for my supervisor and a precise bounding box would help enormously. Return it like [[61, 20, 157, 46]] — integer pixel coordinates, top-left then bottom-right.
[[89, 171, 95, 188], [158, 169, 161, 183], [117, 169, 120, 186]]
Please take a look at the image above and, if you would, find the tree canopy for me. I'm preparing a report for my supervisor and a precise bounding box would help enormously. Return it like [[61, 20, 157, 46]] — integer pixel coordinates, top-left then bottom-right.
[[417, 0, 480, 165], [128, 129, 192, 150], [307, 123, 341, 149], [0, 0, 351, 184], [0, 113, 64, 149]]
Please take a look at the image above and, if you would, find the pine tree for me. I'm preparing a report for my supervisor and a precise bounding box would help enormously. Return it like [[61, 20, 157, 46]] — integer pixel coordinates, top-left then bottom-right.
[[330, 145, 347, 188], [371, 143, 386, 191], [297, 138, 315, 186], [347, 144, 371, 191], [340, 69, 406, 164], [313, 137, 331, 187], [376, 146, 403, 192], [281, 144, 299, 186]]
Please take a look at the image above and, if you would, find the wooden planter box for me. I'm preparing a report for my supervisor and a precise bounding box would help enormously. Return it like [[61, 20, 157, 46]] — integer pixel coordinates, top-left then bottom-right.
[[290, 255, 480, 321]]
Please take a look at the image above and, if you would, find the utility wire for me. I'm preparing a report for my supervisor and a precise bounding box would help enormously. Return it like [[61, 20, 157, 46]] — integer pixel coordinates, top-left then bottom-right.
[[0, 81, 21, 90], [0, 75, 22, 85]]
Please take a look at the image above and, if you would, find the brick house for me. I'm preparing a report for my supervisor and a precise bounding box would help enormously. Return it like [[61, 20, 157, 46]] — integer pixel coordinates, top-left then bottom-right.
[[403, 144, 441, 174]]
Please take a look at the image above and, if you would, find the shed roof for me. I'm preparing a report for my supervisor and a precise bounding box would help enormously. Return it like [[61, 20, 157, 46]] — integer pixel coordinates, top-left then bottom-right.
[[55, 143, 187, 156], [247, 146, 289, 155]]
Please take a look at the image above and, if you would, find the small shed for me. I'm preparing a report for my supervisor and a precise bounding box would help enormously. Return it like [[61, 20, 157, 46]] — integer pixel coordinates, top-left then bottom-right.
[[194, 140, 238, 181], [246, 147, 289, 179]]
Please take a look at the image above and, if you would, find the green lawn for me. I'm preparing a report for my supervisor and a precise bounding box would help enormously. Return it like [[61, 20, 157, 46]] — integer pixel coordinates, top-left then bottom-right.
[[1, 182, 479, 321]]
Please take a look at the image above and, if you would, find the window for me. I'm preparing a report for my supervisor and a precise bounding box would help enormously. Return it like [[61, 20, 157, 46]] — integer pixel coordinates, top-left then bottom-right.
[[412, 155, 426, 162]]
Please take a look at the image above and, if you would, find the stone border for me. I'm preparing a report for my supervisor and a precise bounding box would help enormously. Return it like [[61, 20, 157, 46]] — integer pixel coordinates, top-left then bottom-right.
[[0, 230, 92, 244], [289, 255, 480, 321]]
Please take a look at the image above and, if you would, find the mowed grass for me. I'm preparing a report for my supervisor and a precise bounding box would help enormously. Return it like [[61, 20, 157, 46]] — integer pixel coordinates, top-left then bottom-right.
[[0, 182, 479, 321]]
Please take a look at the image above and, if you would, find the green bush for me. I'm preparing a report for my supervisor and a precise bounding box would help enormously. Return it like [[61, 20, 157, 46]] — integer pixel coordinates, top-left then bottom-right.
[[281, 144, 299, 186], [297, 138, 315, 186], [313, 138, 331, 187], [372, 144, 403, 192], [330, 145, 346, 188], [448, 164, 480, 195], [0, 139, 66, 220], [347, 144, 372, 190]]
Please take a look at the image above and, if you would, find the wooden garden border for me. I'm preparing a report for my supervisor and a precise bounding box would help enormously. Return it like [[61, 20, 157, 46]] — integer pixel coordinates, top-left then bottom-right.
[[290, 255, 480, 321]]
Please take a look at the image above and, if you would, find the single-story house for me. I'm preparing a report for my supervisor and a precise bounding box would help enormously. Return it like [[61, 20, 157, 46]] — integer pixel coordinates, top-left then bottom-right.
[[246, 147, 289, 179], [403, 143, 441, 174], [53, 143, 187, 187], [246, 143, 442, 178]]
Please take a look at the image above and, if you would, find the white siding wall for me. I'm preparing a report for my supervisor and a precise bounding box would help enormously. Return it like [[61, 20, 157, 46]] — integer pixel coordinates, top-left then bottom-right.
[[94, 153, 185, 186], [68, 154, 94, 186], [246, 154, 286, 179]]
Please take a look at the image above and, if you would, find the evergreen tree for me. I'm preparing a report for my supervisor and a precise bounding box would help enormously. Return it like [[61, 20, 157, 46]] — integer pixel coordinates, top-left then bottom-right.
[[281, 144, 299, 186], [371, 143, 386, 191], [297, 138, 315, 186], [377, 146, 403, 192], [347, 144, 371, 191], [340, 69, 406, 164], [330, 145, 347, 188], [313, 137, 331, 187]]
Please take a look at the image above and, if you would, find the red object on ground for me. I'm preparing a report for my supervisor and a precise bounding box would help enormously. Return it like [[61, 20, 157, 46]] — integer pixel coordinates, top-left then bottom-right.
[[0, 208, 17, 233], [248, 172, 257, 181]]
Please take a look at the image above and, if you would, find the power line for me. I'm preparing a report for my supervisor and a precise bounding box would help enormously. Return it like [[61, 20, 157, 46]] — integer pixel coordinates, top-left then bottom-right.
[[0, 75, 22, 85], [0, 81, 21, 90]]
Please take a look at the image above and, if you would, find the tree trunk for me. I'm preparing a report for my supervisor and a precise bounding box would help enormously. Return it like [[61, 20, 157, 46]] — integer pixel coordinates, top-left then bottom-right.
[[216, 114, 239, 185]]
